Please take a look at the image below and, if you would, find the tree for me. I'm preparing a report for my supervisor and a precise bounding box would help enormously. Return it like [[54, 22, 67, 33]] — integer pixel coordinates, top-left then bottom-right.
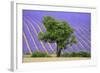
[[38, 16, 77, 57]]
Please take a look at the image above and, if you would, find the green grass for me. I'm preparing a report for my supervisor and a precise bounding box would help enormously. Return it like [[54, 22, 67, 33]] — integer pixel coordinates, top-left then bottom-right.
[[31, 51, 51, 57], [61, 51, 91, 57], [30, 51, 90, 57]]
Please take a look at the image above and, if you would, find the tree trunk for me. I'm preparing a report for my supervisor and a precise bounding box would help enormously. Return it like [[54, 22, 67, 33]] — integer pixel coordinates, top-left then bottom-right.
[[56, 47, 62, 57]]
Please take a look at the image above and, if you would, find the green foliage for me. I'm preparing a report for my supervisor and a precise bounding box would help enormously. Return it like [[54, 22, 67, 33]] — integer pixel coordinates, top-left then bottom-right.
[[31, 51, 50, 57], [61, 51, 91, 57], [78, 51, 91, 57], [38, 16, 77, 57]]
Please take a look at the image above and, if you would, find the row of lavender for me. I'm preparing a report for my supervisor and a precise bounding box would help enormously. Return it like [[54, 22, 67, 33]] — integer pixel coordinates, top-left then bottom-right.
[[23, 10, 91, 54]]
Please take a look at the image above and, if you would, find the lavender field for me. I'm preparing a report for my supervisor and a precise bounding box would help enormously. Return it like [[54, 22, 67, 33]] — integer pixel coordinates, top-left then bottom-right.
[[22, 10, 91, 59]]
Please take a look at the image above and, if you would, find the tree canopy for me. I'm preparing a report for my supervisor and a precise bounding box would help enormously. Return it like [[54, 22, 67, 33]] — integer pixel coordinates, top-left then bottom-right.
[[38, 16, 77, 57]]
